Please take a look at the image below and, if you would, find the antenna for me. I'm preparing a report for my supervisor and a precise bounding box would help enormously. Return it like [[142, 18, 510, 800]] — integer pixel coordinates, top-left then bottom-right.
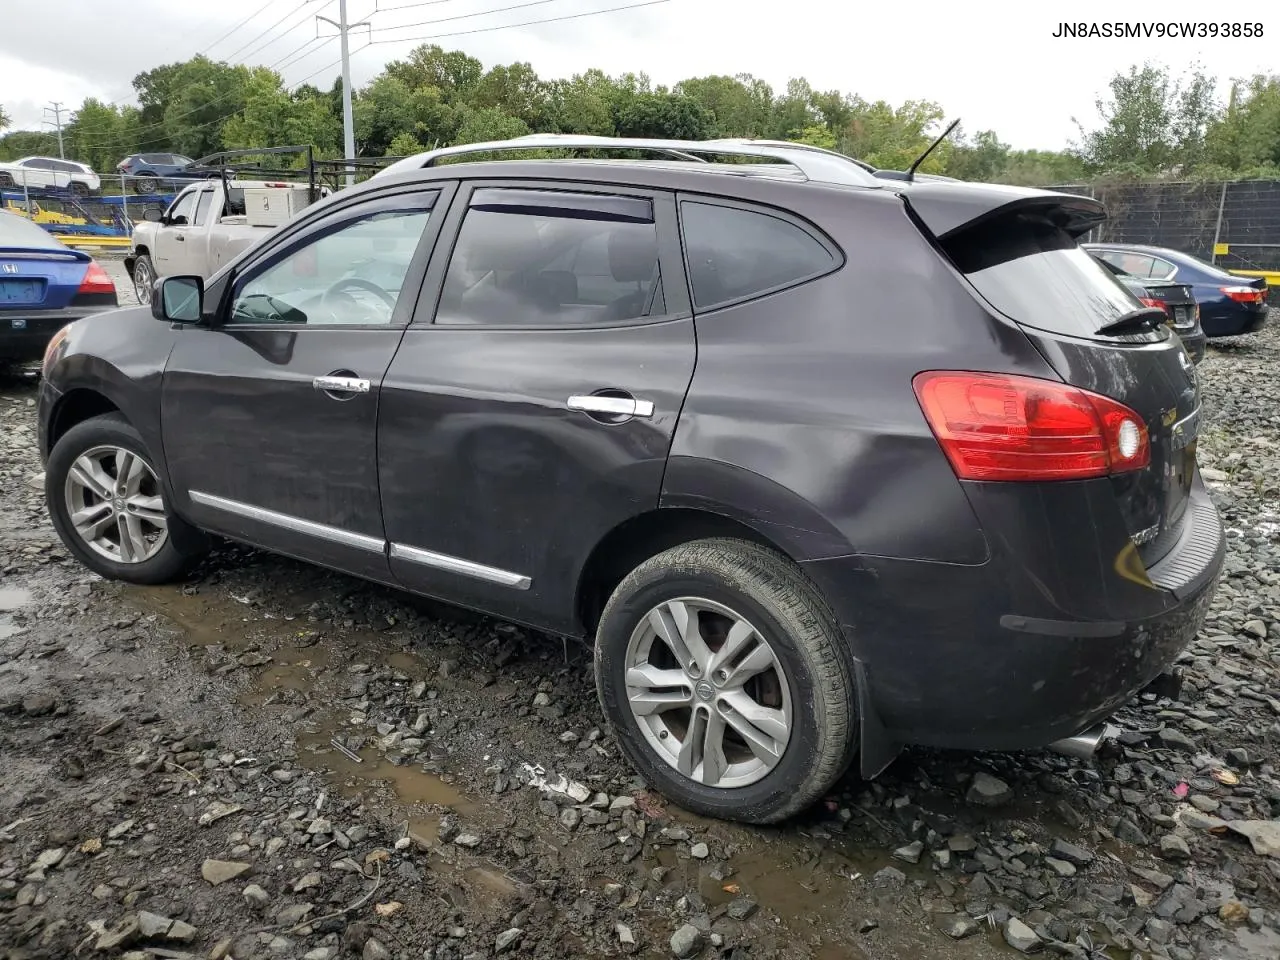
[[907, 118, 961, 181]]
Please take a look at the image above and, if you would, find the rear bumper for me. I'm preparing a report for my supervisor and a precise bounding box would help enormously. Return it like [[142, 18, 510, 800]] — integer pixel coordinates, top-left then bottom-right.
[[802, 480, 1224, 751], [1203, 303, 1268, 337], [0, 307, 110, 363], [1179, 329, 1207, 363]]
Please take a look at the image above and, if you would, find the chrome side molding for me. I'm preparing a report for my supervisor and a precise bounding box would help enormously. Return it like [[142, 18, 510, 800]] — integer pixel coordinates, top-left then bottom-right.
[[389, 542, 532, 590], [188, 490, 385, 553]]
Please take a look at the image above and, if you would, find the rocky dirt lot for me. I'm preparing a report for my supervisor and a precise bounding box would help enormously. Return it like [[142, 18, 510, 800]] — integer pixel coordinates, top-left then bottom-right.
[[1, 263, 1279, 960]]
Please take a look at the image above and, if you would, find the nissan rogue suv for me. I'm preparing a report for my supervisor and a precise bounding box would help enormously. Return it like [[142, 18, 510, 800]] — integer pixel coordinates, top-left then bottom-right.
[[36, 135, 1224, 824]]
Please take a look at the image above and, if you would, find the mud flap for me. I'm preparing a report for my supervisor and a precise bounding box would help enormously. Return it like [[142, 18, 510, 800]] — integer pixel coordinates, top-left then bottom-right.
[[123, 256, 136, 281], [854, 659, 901, 779]]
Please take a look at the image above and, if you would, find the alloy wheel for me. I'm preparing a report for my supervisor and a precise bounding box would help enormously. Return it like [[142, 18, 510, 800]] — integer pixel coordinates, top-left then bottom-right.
[[624, 597, 792, 789], [64, 444, 169, 563], [133, 259, 152, 304]]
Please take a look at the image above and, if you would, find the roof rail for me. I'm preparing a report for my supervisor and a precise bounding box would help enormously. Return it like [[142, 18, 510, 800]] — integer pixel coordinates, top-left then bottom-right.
[[374, 134, 885, 187]]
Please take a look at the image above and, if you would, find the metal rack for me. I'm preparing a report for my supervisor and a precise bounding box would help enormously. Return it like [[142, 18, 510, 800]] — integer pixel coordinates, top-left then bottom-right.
[[375, 134, 887, 188]]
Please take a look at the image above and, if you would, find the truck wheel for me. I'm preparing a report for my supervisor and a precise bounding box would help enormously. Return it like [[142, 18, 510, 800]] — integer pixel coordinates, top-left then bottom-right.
[[135, 174, 159, 194], [594, 538, 859, 824], [45, 413, 208, 585], [71, 181, 90, 197], [131, 254, 154, 305]]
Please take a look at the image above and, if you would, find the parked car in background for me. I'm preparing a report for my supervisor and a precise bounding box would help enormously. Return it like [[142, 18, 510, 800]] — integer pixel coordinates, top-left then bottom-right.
[[0, 210, 117, 365], [39, 135, 1223, 825], [117, 153, 227, 194], [1084, 242, 1269, 338], [0, 157, 99, 196], [126, 179, 325, 304], [1093, 256, 1206, 363]]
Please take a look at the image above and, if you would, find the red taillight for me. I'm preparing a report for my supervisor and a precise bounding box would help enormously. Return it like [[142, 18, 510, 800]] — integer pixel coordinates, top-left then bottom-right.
[[913, 371, 1151, 481], [78, 261, 115, 295], [1221, 285, 1264, 304], [1138, 297, 1164, 310]]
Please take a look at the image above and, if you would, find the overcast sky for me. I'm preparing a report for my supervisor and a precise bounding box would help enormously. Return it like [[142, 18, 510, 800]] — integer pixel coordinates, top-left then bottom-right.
[[1, 0, 1274, 152]]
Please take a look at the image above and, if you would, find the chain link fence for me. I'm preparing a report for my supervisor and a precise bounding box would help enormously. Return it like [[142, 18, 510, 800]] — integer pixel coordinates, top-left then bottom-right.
[[1048, 179, 1280, 300]]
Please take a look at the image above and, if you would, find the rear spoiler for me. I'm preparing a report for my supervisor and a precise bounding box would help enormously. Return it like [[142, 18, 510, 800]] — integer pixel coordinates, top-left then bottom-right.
[[889, 180, 1107, 241]]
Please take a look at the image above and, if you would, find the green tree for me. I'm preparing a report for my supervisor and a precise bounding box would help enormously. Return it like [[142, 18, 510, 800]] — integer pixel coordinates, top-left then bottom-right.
[[674, 75, 772, 137], [1205, 75, 1280, 173], [0, 130, 60, 162], [789, 125, 837, 150], [544, 70, 616, 135], [64, 99, 143, 173], [0, 105, 9, 132], [452, 105, 529, 145], [613, 93, 712, 140], [473, 62, 546, 128], [388, 132, 425, 157], [837, 98, 949, 172], [1074, 63, 1219, 174], [385, 45, 483, 103], [162, 56, 256, 158], [945, 129, 1010, 182]]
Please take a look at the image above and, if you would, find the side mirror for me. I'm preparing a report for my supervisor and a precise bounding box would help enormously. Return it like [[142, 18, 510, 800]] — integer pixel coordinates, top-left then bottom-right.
[[143, 207, 163, 223], [153, 276, 203, 324]]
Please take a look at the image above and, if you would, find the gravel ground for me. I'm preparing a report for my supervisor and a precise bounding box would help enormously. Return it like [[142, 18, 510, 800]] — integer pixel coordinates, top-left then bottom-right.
[[1, 274, 1279, 960]]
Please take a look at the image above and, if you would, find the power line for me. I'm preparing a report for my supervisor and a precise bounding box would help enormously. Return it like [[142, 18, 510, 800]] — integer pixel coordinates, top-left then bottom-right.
[[199, 1, 277, 56], [226, 0, 324, 63], [367, 0, 672, 45], [375, 0, 457, 10], [370, 0, 562, 35]]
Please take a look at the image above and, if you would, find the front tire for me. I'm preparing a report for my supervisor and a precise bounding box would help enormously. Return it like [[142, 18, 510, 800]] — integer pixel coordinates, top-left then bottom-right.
[[131, 254, 154, 305], [46, 413, 206, 584], [594, 538, 858, 824], [135, 174, 159, 194]]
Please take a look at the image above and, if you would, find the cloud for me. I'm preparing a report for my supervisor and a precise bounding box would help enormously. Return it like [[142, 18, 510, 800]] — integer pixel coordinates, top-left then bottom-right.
[[3, 0, 1276, 150]]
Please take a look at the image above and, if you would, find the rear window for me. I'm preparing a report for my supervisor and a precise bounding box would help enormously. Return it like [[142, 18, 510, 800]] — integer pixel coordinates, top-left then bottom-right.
[[946, 213, 1162, 341], [0, 210, 64, 248]]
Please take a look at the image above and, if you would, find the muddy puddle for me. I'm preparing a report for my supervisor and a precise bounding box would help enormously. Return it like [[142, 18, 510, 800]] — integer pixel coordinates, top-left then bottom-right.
[[120, 575, 1009, 960]]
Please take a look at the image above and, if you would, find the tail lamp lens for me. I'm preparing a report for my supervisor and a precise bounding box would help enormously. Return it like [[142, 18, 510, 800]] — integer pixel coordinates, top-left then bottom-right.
[[913, 371, 1151, 481]]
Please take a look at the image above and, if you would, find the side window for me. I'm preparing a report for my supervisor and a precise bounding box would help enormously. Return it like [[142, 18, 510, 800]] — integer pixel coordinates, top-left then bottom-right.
[[23, 159, 52, 170], [680, 200, 836, 310], [56, 161, 81, 173], [166, 190, 199, 224], [228, 195, 436, 327], [1118, 253, 1155, 277], [1150, 258, 1177, 280], [192, 190, 215, 227], [436, 188, 664, 327]]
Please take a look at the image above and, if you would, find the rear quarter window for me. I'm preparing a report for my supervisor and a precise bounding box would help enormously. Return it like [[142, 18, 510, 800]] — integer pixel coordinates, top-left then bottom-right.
[[679, 200, 838, 310]]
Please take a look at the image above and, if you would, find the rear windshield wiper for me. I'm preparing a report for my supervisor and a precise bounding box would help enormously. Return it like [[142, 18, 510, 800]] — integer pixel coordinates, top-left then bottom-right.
[[1095, 306, 1168, 336]]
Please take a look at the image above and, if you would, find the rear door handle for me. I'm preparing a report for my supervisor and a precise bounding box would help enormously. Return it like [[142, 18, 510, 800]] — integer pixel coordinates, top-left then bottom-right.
[[313, 375, 370, 395], [567, 394, 655, 419]]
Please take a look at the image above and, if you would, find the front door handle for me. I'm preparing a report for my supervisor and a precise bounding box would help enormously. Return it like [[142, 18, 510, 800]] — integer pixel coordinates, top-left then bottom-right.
[[567, 394, 655, 419], [313, 374, 370, 397], [175, 234, 185, 241]]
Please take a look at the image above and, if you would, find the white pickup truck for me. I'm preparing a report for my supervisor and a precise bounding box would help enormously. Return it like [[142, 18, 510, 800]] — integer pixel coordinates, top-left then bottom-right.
[[126, 179, 324, 304]]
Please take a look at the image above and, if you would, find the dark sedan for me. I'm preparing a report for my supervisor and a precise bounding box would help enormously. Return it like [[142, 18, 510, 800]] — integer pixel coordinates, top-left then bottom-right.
[[0, 210, 117, 365], [1093, 256, 1206, 363], [1085, 242, 1269, 338]]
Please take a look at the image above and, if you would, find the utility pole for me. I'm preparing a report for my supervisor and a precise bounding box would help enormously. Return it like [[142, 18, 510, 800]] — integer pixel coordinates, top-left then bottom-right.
[[43, 102, 66, 158], [317, 1, 369, 188]]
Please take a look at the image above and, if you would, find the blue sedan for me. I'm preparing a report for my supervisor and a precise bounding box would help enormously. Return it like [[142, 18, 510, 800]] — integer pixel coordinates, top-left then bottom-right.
[[0, 211, 118, 365], [1084, 242, 1269, 338]]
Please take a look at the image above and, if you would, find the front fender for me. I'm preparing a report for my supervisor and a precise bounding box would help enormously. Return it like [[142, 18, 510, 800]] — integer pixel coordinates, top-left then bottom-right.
[[45, 306, 179, 492]]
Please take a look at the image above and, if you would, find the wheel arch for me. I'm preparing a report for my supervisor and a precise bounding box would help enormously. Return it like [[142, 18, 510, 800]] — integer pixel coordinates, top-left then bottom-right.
[[575, 507, 787, 637], [46, 387, 120, 454]]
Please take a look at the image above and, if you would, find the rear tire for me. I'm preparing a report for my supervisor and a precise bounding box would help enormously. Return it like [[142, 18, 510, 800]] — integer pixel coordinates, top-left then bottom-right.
[[45, 413, 207, 584], [70, 181, 90, 197], [594, 538, 858, 824]]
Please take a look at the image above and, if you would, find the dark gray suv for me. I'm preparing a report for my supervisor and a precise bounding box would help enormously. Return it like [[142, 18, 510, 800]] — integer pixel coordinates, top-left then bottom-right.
[[36, 136, 1224, 824]]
